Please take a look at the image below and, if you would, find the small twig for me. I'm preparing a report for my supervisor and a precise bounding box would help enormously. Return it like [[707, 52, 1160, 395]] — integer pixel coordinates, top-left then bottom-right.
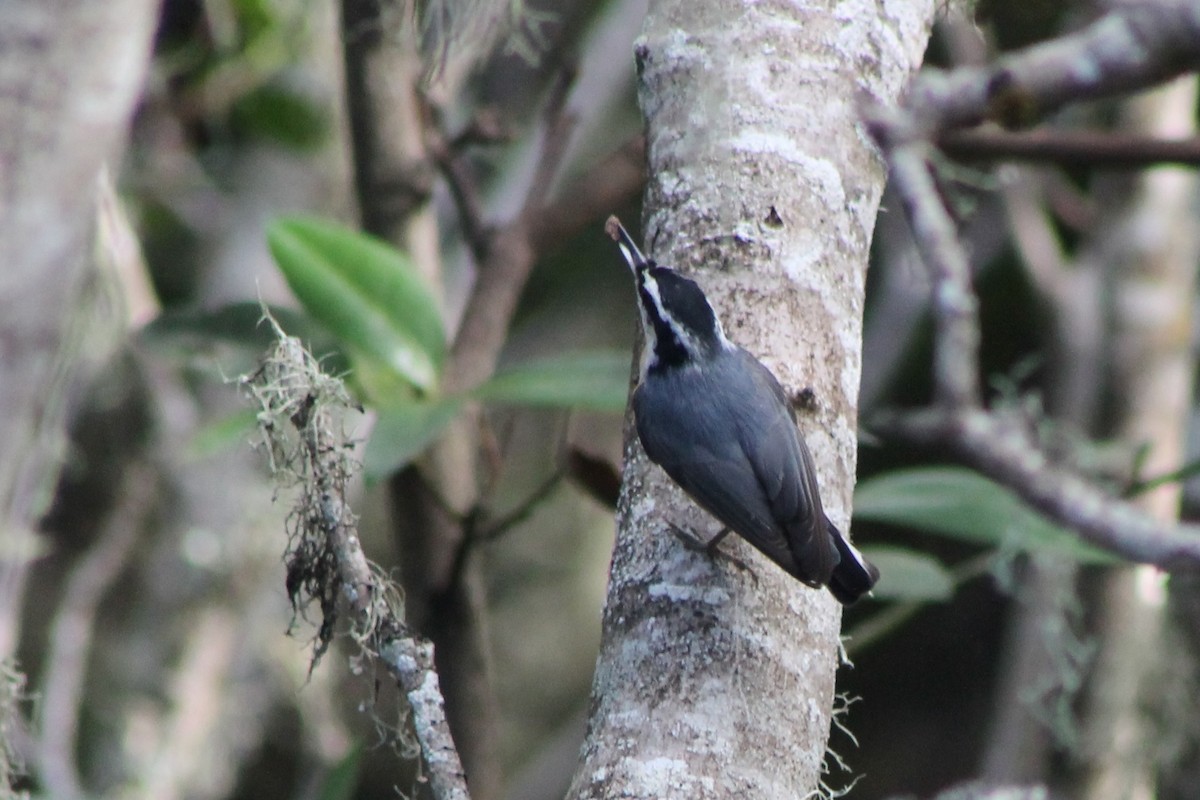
[[412, 467, 468, 525], [477, 472, 565, 542], [863, 0, 1200, 573], [474, 415, 571, 542], [379, 636, 470, 800], [439, 149, 491, 263], [872, 408, 1200, 571], [998, 169, 1070, 306], [863, 119, 981, 409], [476, 414, 507, 498], [519, 66, 579, 219], [37, 460, 156, 800], [449, 108, 509, 150], [940, 129, 1200, 168], [442, 68, 593, 393], [244, 318, 471, 800], [1125, 459, 1200, 498], [423, 97, 491, 264], [529, 135, 646, 256], [904, 1, 1200, 132]]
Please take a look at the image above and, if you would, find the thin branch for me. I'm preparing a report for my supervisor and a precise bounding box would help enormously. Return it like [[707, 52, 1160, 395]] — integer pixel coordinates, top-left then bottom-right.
[[997, 169, 1070, 306], [519, 66, 578, 219], [425, 66, 581, 275], [37, 460, 156, 800], [872, 408, 1200, 571], [529, 135, 646, 256], [446, 127, 643, 393], [863, 120, 982, 409], [245, 320, 470, 800], [905, 1, 1200, 132], [478, 472, 564, 542], [378, 636, 470, 800], [941, 129, 1200, 168], [450, 109, 508, 150], [425, 99, 491, 264], [442, 67, 579, 394], [863, 0, 1200, 571]]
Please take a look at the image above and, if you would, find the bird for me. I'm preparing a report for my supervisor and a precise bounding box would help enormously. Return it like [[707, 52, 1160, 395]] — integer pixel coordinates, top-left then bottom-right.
[[605, 215, 878, 604]]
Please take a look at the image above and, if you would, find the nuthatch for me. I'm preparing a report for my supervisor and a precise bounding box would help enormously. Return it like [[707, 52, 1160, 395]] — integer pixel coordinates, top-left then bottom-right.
[[607, 215, 878, 604]]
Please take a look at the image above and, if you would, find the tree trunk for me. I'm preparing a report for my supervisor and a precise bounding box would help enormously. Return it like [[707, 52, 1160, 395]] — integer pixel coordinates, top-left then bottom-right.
[[567, 2, 934, 798], [0, 0, 158, 660], [1078, 75, 1199, 800]]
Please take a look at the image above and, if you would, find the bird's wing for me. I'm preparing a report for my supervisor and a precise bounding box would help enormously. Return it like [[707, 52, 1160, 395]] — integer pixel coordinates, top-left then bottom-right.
[[736, 351, 838, 584], [633, 381, 801, 577]]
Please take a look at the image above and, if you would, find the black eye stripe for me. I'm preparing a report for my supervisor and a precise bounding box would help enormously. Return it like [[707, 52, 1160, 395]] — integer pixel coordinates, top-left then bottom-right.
[[636, 270, 689, 370]]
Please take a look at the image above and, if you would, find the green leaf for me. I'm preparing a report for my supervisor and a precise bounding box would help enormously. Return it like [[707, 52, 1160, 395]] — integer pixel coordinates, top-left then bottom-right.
[[230, 83, 329, 150], [144, 302, 348, 368], [1129, 457, 1200, 497], [860, 546, 954, 602], [364, 398, 464, 481], [314, 745, 362, 800], [267, 216, 445, 392], [185, 409, 261, 459], [854, 467, 1118, 564], [473, 350, 631, 411]]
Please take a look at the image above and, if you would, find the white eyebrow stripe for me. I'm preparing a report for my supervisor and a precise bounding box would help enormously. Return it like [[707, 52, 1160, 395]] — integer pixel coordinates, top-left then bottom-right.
[[646, 266, 736, 356], [639, 268, 668, 323], [617, 241, 638, 270], [639, 268, 708, 366]]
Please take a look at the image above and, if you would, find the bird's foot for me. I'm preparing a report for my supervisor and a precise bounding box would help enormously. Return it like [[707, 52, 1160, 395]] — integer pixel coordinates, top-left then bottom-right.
[[665, 523, 758, 584]]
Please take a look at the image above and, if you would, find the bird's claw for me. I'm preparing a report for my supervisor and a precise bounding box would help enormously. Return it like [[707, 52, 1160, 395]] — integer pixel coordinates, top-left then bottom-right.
[[665, 522, 758, 585]]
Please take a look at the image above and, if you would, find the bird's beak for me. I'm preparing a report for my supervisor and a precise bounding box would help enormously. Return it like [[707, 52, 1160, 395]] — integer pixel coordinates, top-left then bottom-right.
[[605, 215, 648, 271]]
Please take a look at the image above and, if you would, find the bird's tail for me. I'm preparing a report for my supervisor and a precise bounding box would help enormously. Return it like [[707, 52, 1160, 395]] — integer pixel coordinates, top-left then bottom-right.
[[826, 521, 879, 605]]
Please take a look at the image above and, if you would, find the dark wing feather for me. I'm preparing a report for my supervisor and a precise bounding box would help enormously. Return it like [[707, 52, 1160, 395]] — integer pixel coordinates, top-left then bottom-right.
[[633, 372, 801, 578], [633, 348, 874, 601], [735, 350, 838, 585]]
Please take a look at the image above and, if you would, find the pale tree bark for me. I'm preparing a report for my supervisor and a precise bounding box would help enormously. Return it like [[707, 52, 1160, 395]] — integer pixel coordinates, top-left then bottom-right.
[[967, 71, 1200, 800], [567, 2, 934, 798], [1076, 75, 1199, 800], [0, 0, 159, 660]]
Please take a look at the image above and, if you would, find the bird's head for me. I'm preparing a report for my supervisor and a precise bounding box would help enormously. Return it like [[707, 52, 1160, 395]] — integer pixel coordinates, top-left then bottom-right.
[[605, 216, 732, 378]]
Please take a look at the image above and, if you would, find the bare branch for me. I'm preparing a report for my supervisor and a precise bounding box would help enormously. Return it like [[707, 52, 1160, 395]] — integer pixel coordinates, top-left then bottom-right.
[[520, 67, 579, 219], [941, 129, 1200, 168], [863, 124, 981, 409], [906, 1, 1200, 132], [446, 133, 645, 393], [37, 460, 156, 800], [379, 636, 471, 800], [425, 100, 492, 264], [529, 136, 646, 256], [864, 0, 1200, 571], [478, 472, 564, 542], [997, 170, 1070, 305], [244, 319, 471, 800], [872, 408, 1200, 571]]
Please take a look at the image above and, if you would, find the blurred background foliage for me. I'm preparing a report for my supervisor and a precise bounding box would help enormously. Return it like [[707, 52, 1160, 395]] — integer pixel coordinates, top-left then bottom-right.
[[13, 1, 1200, 799]]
